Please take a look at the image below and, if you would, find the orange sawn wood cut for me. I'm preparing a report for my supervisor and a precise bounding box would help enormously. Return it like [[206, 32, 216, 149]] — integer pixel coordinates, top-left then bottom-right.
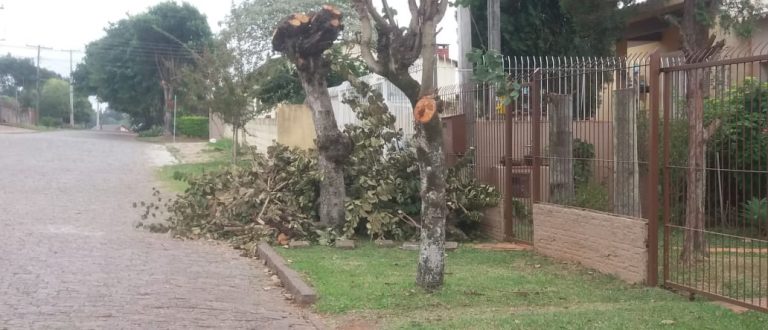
[[414, 95, 437, 123]]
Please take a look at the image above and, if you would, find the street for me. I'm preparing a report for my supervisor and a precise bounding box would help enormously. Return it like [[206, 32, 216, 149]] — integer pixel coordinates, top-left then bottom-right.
[[0, 129, 318, 329]]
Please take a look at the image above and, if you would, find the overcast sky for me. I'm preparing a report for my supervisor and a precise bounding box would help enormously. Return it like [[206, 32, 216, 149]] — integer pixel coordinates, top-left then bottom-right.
[[0, 1, 458, 77]]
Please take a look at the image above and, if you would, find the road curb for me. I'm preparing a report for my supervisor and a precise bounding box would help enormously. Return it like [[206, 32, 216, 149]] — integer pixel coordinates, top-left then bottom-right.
[[257, 242, 317, 306]]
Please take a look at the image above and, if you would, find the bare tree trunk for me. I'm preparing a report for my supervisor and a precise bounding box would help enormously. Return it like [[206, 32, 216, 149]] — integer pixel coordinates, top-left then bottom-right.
[[678, 0, 722, 263], [414, 16, 448, 292], [273, 7, 351, 228], [163, 85, 173, 135], [548, 94, 574, 204], [680, 68, 709, 263], [300, 70, 349, 227]]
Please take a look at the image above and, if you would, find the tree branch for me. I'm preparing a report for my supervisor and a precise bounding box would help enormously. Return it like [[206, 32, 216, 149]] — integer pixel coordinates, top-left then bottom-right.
[[381, 0, 398, 26], [352, 2, 384, 74], [364, 0, 389, 28]]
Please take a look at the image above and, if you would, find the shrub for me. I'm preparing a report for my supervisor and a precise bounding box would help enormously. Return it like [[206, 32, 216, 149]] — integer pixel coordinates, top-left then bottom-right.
[[177, 116, 208, 138], [742, 198, 767, 230], [138, 126, 164, 137], [573, 138, 595, 187], [39, 117, 60, 127]]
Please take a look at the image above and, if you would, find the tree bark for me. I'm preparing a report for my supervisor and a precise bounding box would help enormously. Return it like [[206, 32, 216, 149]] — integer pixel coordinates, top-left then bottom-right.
[[678, 0, 722, 263], [414, 13, 448, 292], [548, 94, 574, 204], [680, 68, 710, 262], [299, 65, 349, 227], [272, 6, 351, 227]]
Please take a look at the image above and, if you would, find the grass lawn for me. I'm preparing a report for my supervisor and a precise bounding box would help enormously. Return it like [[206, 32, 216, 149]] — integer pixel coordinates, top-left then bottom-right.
[[278, 244, 768, 329]]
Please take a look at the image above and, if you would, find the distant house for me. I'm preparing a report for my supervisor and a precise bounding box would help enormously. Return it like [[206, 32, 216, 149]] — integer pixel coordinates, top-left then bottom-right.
[[619, 0, 768, 67]]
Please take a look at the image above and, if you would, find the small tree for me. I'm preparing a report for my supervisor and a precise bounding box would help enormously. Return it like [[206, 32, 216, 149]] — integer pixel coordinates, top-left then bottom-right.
[[351, 0, 450, 291], [272, 6, 352, 227]]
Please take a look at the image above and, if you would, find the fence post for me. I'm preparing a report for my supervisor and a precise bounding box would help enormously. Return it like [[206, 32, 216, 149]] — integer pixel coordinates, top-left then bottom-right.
[[646, 51, 661, 287], [504, 94, 515, 240], [548, 94, 574, 204], [531, 69, 542, 203], [613, 89, 641, 217]]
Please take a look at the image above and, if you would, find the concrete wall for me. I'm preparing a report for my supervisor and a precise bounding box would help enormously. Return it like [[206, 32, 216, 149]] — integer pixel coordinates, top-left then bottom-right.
[[209, 104, 316, 152], [533, 203, 648, 284], [276, 104, 316, 150]]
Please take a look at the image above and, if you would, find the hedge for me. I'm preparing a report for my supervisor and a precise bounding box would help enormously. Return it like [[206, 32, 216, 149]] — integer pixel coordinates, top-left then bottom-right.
[[177, 116, 209, 138]]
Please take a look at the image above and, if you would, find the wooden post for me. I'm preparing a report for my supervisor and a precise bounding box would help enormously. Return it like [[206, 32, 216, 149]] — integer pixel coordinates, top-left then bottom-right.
[[613, 88, 641, 216], [548, 94, 574, 204], [457, 4, 475, 150]]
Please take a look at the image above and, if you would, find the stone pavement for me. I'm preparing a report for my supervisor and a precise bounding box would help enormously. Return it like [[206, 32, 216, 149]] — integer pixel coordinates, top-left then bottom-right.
[[0, 130, 320, 329]]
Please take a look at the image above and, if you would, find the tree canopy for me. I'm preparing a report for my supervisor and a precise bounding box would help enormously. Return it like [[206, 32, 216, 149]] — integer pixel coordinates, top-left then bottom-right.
[[0, 54, 61, 108], [39, 78, 93, 126], [74, 2, 212, 129]]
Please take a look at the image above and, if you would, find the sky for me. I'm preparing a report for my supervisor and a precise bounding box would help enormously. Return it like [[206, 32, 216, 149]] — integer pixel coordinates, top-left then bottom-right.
[[0, 1, 459, 77]]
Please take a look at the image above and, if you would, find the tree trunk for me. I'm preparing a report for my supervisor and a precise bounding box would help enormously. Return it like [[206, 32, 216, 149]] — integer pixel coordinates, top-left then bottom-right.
[[548, 94, 574, 204], [272, 6, 351, 228], [678, 0, 721, 263], [163, 85, 173, 135], [299, 63, 350, 228], [680, 68, 709, 263], [415, 16, 448, 292]]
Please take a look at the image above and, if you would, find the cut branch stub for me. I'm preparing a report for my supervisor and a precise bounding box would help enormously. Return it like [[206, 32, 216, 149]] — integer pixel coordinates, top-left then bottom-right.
[[272, 6, 344, 62], [414, 95, 437, 124]]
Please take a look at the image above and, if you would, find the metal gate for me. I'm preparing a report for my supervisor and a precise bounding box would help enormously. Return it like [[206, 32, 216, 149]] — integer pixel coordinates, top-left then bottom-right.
[[656, 52, 768, 312]]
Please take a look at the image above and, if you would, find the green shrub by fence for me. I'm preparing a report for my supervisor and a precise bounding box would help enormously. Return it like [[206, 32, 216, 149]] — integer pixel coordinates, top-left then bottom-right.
[[177, 116, 208, 138]]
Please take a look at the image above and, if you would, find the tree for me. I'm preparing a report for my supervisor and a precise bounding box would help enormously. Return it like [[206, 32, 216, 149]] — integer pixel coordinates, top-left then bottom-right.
[[0, 54, 60, 108], [39, 78, 92, 126], [225, 0, 356, 72], [673, 0, 763, 263], [272, 5, 352, 228], [75, 2, 212, 130], [351, 0, 450, 291], [457, 0, 631, 56]]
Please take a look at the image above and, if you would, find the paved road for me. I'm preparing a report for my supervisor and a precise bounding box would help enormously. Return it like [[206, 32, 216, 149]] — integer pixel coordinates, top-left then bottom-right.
[[0, 130, 319, 329]]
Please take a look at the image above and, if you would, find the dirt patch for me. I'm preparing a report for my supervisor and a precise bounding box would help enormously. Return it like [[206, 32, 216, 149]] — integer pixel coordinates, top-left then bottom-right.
[[709, 247, 768, 254], [0, 124, 34, 134], [167, 142, 218, 164], [326, 314, 382, 330], [469, 242, 532, 251], [712, 297, 768, 314]]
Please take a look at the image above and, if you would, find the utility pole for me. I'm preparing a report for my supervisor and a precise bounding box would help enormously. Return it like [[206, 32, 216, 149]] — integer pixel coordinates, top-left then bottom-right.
[[173, 94, 177, 143], [67, 49, 74, 128], [487, 0, 500, 52], [457, 4, 475, 150], [487, 0, 501, 119], [96, 100, 101, 130], [27, 44, 52, 125]]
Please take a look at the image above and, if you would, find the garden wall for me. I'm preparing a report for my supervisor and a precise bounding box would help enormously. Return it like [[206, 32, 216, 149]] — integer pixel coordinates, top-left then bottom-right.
[[533, 203, 648, 284]]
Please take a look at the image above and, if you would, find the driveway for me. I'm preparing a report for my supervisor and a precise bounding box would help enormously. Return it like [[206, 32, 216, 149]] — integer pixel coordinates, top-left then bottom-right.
[[0, 130, 319, 329]]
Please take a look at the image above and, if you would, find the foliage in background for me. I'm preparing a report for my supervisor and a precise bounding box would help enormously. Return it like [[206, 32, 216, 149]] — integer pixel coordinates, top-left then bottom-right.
[[742, 198, 767, 232], [176, 116, 208, 138], [705, 78, 768, 211], [75, 2, 212, 128], [0, 54, 60, 109], [572, 138, 595, 187], [137, 126, 164, 138], [39, 78, 93, 126]]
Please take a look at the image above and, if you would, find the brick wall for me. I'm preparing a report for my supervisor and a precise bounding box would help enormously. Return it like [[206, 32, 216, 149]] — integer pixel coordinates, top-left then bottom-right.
[[533, 204, 648, 284]]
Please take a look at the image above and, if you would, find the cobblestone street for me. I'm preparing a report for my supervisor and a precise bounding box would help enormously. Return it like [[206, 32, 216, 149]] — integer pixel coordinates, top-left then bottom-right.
[[0, 130, 319, 329]]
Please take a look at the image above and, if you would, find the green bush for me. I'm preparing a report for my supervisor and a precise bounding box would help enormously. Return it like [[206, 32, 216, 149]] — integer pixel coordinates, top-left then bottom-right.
[[177, 116, 208, 138], [138, 126, 164, 137], [742, 198, 767, 230], [39, 117, 60, 127]]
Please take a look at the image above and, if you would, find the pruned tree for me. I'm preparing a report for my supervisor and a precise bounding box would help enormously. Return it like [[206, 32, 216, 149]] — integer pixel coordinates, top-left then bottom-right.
[[672, 0, 763, 263], [351, 0, 450, 291], [272, 5, 352, 228]]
